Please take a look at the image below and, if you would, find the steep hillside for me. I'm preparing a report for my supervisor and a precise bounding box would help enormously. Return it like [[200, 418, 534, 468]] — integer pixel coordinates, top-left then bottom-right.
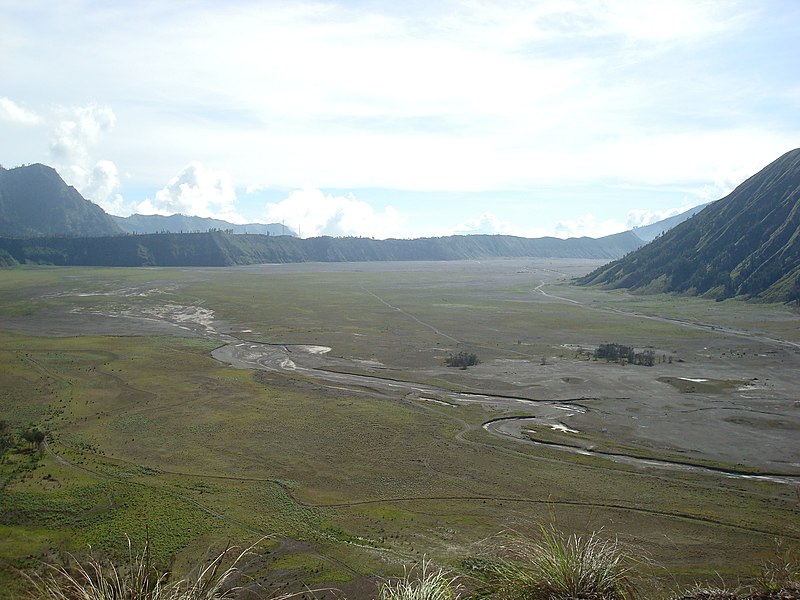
[[112, 213, 296, 236], [0, 230, 644, 267], [0, 164, 122, 237], [577, 148, 800, 303]]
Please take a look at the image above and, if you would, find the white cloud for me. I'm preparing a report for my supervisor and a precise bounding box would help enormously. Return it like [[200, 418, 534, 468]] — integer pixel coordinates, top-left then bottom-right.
[[137, 162, 243, 222], [264, 187, 403, 239], [452, 212, 517, 236], [84, 160, 125, 214], [554, 213, 626, 239], [626, 207, 684, 229], [46, 104, 125, 211], [1, 1, 798, 237], [598, 0, 744, 44], [0, 97, 41, 125], [50, 105, 116, 167]]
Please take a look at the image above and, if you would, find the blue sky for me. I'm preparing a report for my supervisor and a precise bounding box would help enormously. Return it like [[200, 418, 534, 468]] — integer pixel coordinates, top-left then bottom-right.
[[1, 0, 798, 239]]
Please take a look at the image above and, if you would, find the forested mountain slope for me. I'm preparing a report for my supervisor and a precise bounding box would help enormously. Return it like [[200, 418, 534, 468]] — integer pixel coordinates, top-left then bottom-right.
[[577, 148, 800, 303], [0, 164, 122, 237]]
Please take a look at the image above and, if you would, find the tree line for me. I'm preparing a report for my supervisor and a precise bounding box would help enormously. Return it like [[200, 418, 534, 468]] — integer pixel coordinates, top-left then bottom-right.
[[585, 343, 665, 367]]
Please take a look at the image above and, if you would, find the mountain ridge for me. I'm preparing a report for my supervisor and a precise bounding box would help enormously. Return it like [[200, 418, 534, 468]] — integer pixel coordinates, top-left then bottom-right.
[[577, 148, 800, 303], [112, 213, 297, 236], [0, 229, 645, 267], [0, 163, 122, 237], [0, 160, 730, 269]]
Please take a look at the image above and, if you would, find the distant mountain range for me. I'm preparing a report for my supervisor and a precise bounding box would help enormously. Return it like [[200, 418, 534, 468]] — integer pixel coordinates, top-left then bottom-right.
[[578, 148, 800, 303], [0, 230, 645, 267], [112, 213, 296, 236], [5, 159, 784, 283]]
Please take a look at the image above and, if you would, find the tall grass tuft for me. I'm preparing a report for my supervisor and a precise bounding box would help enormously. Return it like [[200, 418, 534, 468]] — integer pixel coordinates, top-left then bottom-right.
[[379, 558, 461, 600], [481, 525, 638, 600], [24, 537, 250, 600], [757, 539, 799, 597]]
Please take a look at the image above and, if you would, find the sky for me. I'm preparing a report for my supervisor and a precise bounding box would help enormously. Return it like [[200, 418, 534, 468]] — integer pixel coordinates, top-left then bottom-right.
[[0, 0, 798, 240]]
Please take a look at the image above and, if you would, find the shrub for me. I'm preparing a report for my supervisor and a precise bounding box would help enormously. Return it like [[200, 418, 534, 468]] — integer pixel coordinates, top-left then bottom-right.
[[758, 539, 799, 597], [479, 525, 638, 600], [24, 537, 250, 600], [379, 558, 461, 600], [444, 352, 479, 369]]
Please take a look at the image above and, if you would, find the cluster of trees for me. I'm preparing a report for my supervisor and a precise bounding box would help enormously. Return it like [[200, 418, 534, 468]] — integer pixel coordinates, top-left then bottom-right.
[[594, 343, 659, 367], [445, 351, 480, 369], [0, 420, 46, 455]]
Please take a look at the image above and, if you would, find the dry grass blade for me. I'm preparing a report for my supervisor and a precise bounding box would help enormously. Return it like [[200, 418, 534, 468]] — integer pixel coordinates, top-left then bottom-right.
[[23, 538, 255, 600], [24, 536, 168, 600], [379, 558, 461, 600], [757, 539, 800, 597], [482, 524, 639, 600]]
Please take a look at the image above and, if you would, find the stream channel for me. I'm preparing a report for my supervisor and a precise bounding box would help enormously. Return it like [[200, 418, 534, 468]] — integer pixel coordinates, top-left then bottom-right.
[[212, 339, 800, 487]]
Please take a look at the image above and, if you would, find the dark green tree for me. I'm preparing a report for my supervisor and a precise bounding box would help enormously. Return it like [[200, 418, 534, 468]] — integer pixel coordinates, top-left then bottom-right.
[[445, 351, 480, 369], [22, 427, 46, 452]]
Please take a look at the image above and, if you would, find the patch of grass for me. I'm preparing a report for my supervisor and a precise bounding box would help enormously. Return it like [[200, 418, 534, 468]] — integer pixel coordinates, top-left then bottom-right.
[[379, 558, 462, 600], [266, 552, 352, 586], [1, 262, 798, 595], [478, 525, 639, 600], [757, 540, 800, 597], [24, 538, 252, 600]]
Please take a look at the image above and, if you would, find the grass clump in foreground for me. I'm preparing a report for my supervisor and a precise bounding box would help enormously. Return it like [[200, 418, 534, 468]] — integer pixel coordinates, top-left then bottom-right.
[[24, 537, 250, 600], [379, 559, 461, 600], [475, 525, 639, 600], [16, 530, 800, 600]]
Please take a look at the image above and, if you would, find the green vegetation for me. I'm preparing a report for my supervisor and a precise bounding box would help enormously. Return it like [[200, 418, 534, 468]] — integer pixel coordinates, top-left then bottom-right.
[[25, 538, 251, 600], [0, 262, 798, 599], [379, 559, 461, 600], [19, 532, 799, 600], [475, 525, 637, 600], [593, 343, 657, 366], [444, 352, 480, 369]]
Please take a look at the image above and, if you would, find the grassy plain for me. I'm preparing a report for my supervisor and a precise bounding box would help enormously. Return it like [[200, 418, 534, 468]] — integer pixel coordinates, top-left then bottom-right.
[[0, 260, 798, 598]]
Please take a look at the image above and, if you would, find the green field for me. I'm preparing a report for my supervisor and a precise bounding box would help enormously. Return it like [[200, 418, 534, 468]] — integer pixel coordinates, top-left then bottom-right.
[[1, 260, 798, 599]]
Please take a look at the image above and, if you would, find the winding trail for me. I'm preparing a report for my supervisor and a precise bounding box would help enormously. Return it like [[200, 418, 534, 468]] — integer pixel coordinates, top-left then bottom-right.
[[359, 285, 462, 344]]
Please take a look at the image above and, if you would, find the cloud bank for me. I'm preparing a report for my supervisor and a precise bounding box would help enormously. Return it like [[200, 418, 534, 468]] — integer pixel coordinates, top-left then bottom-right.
[[1, 2, 797, 238], [264, 187, 403, 238], [137, 162, 243, 223]]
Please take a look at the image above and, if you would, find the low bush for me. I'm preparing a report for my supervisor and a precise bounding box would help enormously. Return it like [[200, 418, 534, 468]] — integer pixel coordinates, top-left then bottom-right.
[[379, 559, 461, 600], [477, 525, 638, 600], [24, 537, 248, 600], [444, 352, 479, 369]]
